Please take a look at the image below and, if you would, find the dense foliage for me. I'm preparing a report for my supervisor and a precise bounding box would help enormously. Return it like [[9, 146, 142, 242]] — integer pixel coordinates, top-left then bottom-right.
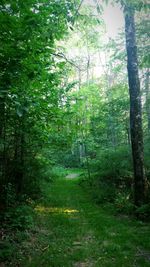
[[0, 0, 79, 204], [0, 0, 150, 265], [53, 1, 150, 215]]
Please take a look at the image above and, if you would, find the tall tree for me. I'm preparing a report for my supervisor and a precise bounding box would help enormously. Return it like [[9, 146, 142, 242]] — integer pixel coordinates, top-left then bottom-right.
[[124, 3, 147, 206]]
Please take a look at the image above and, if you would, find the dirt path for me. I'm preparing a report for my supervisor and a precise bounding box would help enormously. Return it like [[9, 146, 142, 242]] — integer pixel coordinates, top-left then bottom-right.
[[22, 177, 150, 267], [66, 173, 80, 179]]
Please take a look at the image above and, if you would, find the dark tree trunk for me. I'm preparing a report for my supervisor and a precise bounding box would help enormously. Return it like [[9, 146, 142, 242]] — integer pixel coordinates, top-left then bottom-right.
[[124, 5, 147, 206], [13, 118, 25, 195], [0, 98, 6, 192]]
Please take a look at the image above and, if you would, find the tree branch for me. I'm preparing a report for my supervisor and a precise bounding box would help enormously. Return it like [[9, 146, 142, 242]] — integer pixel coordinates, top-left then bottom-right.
[[52, 52, 81, 70]]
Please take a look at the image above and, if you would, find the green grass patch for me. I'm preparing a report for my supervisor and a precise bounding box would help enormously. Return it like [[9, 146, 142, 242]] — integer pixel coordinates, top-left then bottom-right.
[[2, 172, 150, 267]]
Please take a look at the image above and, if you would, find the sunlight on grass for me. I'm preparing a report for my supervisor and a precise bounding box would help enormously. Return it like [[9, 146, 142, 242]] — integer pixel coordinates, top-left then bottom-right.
[[35, 205, 79, 215]]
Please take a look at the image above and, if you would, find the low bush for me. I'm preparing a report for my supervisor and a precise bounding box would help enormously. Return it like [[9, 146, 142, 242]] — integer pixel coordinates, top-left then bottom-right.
[[1, 203, 34, 263], [94, 182, 117, 204], [136, 203, 150, 221], [81, 173, 117, 204], [81, 146, 137, 216], [114, 192, 134, 214], [90, 146, 133, 187], [49, 165, 68, 179], [4, 204, 34, 231]]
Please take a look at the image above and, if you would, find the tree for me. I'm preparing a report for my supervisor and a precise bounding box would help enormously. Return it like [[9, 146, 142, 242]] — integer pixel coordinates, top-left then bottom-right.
[[0, 0, 78, 204], [124, 3, 147, 206]]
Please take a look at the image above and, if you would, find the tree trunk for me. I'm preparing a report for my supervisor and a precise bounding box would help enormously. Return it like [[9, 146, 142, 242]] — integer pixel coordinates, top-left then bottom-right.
[[78, 68, 81, 90], [124, 5, 147, 206], [0, 98, 6, 195]]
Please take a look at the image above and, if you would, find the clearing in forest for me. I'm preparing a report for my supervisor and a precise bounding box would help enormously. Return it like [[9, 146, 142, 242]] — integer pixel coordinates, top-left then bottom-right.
[[21, 174, 150, 267]]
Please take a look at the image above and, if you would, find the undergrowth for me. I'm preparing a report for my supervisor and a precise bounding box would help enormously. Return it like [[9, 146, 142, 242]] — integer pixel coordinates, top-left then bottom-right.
[[2, 175, 150, 267], [0, 165, 68, 266], [81, 145, 150, 221]]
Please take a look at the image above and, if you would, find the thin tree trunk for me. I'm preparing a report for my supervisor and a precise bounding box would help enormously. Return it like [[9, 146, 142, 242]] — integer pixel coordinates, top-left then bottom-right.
[[78, 68, 81, 90], [124, 5, 147, 206], [85, 142, 91, 180], [126, 126, 131, 145], [86, 54, 90, 85]]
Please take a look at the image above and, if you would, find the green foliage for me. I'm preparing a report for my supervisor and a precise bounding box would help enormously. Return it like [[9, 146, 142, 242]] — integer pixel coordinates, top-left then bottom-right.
[[136, 204, 150, 220], [0, 239, 15, 262], [144, 141, 150, 179], [91, 178, 117, 204], [81, 145, 135, 215], [114, 192, 135, 214], [49, 166, 68, 179], [22, 153, 55, 197], [61, 151, 81, 168], [0, 3, 150, 264], [0, 2, 149, 266], [90, 146, 133, 185], [1, 204, 34, 263], [4, 205, 34, 230], [0, 0, 78, 204], [4, 183, 16, 207]]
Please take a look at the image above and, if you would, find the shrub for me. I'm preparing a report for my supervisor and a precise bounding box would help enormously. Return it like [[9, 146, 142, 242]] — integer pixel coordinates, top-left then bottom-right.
[[4, 183, 16, 207], [90, 146, 133, 188], [136, 204, 150, 221], [49, 166, 68, 179], [114, 192, 134, 214], [4, 205, 34, 230], [95, 182, 117, 204], [81, 174, 117, 204]]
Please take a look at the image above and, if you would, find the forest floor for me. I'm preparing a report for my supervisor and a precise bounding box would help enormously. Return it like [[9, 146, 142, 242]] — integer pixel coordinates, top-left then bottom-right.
[[11, 172, 150, 267]]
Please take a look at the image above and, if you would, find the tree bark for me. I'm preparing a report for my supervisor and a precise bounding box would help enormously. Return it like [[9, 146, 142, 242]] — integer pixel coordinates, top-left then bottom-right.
[[0, 98, 6, 194], [124, 5, 147, 206]]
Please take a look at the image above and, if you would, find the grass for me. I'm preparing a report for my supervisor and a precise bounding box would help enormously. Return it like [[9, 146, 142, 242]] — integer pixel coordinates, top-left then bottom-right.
[[3, 172, 150, 267]]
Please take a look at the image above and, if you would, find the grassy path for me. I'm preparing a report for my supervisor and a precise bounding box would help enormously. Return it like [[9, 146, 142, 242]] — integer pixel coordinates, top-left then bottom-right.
[[23, 175, 150, 267]]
